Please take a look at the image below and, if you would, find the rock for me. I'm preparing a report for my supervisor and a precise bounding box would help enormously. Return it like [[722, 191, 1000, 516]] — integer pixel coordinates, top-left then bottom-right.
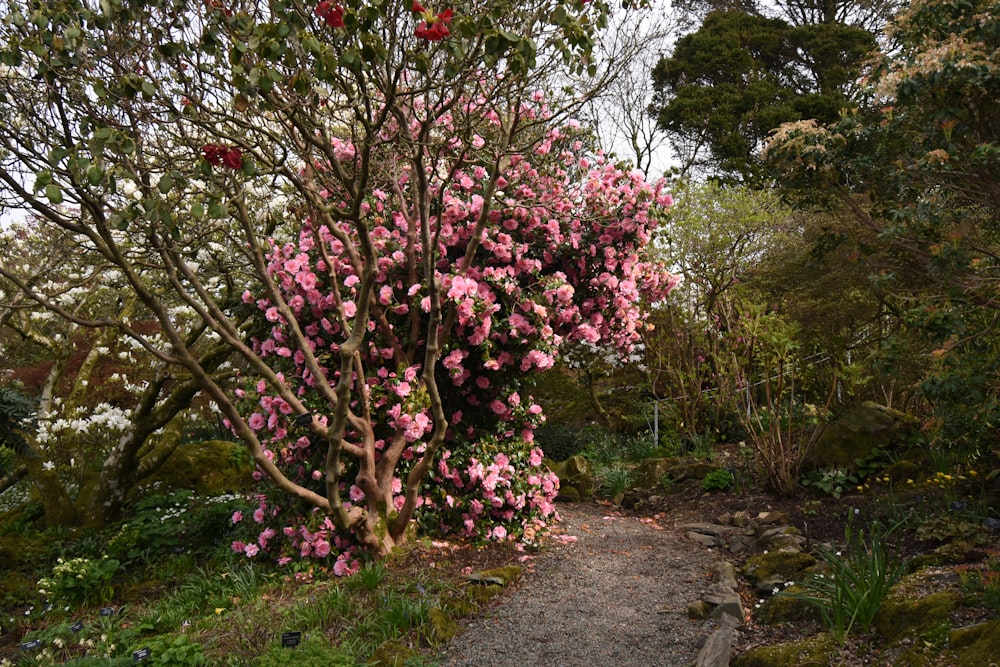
[[742, 552, 816, 590], [806, 401, 917, 471], [711, 561, 739, 589], [950, 619, 1000, 666], [631, 457, 674, 489], [696, 624, 735, 667], [367, 639, 417, 666], [426, 607, 458, 643], [547, 455, 594, 500], [709, 595, 745, 625], [755, 586, 822, 625], [756, 511, 789, 526], [688, 599, 713, 620], [731, 632, 836, 667], [467, 565, 522, 587], [688, 531, 724, 547], [876, 589, 960, 642], [555, 485, 582, 503], [681, 523, 733, 537]]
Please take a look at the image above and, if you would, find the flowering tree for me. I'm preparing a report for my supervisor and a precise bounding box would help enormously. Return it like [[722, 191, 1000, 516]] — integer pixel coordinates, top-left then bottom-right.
[[0, 0, 675, 557], [0, 221, 235, 528]]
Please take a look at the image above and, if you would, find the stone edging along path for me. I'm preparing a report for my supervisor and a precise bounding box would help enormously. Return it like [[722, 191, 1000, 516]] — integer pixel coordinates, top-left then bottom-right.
[[436, 502, 742, 667]]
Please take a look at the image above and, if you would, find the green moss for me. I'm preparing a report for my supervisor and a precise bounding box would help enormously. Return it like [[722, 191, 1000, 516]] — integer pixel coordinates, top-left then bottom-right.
[[366, 639, 417, 666], [757, 587, 822, 625], [439, 594, 477, 617], [137, 440, 252, 497], [875, 590, 960, 642], [951, 619, 1000, 666], [0, 570, 35, 606], [471, 565, 523, 586], [426, 607, 458, 643], [731, 633, 836, 667], [463, 583, 503, 604], [742, 552, 817, 586]]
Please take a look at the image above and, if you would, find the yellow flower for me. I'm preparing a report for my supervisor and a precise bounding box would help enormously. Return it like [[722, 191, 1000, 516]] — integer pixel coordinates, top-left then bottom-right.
[[969, 470, 978, 477], [907, 479, 914, 484], [214, 608, 225, 615]]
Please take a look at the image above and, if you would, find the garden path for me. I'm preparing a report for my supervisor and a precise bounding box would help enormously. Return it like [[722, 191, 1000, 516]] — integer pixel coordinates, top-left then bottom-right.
[[437, 501, 713, 667]]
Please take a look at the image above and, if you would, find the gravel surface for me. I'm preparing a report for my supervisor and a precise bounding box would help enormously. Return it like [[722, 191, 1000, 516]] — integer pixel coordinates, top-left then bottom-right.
[[438, 502, 716, 667]]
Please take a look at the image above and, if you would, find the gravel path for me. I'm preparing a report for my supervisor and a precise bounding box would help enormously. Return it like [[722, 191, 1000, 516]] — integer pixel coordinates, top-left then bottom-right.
[[437, 502, 714, 667]]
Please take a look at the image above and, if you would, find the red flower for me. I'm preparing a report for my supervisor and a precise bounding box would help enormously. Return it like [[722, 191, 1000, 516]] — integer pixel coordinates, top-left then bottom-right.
[[315, 1, 345, 28], [413, 5, 453, 40], [201, 143, 242, 170]]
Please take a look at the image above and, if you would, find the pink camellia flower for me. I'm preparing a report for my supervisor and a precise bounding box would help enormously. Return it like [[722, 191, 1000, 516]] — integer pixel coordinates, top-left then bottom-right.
[[253, 508, 265, 523], [244, 543, 260, 557], [231, 540, 245, 553], [231, 511, 243, 524], [313, 540, 332, 558]]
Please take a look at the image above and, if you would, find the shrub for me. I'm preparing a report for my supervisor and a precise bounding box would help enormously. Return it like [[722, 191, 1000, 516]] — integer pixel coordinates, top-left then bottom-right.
[[701, 469, 734, 492]]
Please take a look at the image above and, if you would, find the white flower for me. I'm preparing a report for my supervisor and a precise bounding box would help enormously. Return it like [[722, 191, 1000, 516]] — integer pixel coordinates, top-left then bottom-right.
[[42, 461, 55, 471]]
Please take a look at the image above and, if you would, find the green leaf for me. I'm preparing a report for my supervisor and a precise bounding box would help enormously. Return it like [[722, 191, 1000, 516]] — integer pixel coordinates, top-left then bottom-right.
[[45, 183, 63, 204], [157, 174, 174, 195], [86, 165, 104, 186]]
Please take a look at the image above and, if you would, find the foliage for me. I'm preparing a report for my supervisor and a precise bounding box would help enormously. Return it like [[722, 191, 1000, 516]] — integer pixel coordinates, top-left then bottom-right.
[[0, 384, 34, 456], [534, 423, 605, 462], [767, 0, 1000, 462], [959, 553, 1000, 615], [787, 517, 906, 642], [134, 634, 210, 667], [36, 555, 122, 608], [594, 463, 633, 499], [650, 8, 876, 182], [701, 468, 734, 492], [106, 490, 247, 565]]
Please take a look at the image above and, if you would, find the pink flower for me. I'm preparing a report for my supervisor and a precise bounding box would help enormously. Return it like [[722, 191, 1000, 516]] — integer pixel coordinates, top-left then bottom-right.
[[244, 543, 260, 557], [253, 508, 265, 523], [313, 540, 332, 558], [231, 540, 245, 553], [231, 511, 243, 524]]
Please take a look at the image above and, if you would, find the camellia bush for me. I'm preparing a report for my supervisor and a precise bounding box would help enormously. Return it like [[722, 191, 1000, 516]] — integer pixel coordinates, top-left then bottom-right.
[[0, 0, 675, 563]]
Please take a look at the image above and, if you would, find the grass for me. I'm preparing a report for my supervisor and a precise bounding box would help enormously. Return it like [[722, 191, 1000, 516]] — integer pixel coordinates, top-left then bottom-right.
[[1, 533, 496, 666]]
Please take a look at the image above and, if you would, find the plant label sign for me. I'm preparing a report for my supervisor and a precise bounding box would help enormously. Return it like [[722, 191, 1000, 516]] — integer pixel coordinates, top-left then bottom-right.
[[132, 647, 151, 662], [281, 631, 302, 648], [99, 607, 115, 616], [71, 621, 84, 633], [19, 639, 41, 651]]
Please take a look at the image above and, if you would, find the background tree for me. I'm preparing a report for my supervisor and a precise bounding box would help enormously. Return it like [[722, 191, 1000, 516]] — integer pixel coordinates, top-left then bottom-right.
[[650, 1, 879, 182], [767, 0, 1000, 457], [0, 220, 237, 527]]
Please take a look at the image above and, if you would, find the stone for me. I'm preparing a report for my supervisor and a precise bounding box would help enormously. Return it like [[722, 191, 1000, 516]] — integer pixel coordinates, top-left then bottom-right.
[[711, 561, 739, 589], [709, 595, 745, 626], [688, 531, 724, 547], [731, 632, 836, 667], [806, 401, 917, 471], [681, 522, 733, 537], [696, 625, 735, 667], [742, 551, 816, 590], [631, 457, 674, 489], [756, 511, 789, 526], [876, 589, 960, 642], [688, 599, 713, 620]]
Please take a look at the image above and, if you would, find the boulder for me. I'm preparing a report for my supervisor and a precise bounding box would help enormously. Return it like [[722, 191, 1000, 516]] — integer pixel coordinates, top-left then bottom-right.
[[546, 455, 594, 501], [806, 401, 917, 470]]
